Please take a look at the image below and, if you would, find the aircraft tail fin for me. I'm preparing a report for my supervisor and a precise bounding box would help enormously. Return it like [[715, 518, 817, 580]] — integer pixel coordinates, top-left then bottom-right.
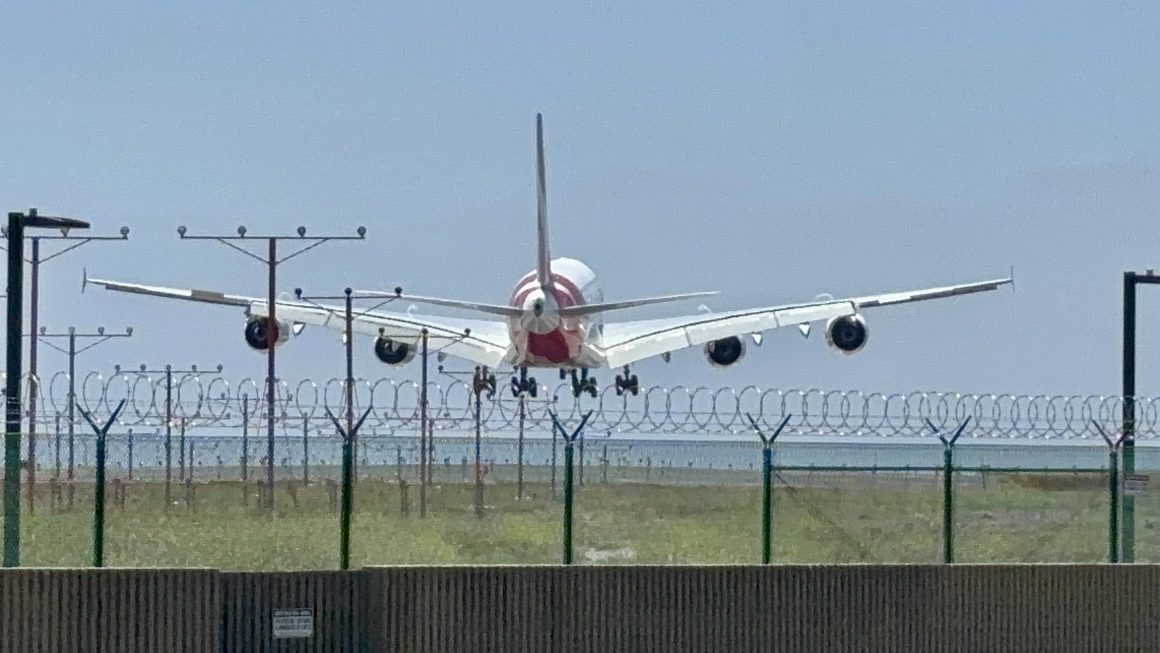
[[535, 112, 552, 290]]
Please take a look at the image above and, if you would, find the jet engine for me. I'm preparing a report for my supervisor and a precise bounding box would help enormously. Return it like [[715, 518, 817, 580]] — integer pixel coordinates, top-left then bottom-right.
[[374, 336, 417, 366], [244, 316, 291, 351], [825, 314, 869, 354], [704, 336, 746, 367]]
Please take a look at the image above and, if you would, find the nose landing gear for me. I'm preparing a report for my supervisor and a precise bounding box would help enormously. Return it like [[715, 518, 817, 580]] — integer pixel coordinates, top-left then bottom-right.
[[614, 366, 639, 396], [510, 371, 538, 397]]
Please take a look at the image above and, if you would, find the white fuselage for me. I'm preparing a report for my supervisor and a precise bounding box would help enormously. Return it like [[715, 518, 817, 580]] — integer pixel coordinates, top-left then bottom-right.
[[506, 257, 604, 368]]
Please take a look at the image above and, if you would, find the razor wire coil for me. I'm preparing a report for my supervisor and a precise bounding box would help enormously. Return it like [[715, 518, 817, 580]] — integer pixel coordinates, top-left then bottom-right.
[[10, 370, 1158, 439]]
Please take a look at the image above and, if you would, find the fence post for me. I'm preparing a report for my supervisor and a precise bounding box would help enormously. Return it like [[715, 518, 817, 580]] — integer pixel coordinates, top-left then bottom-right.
[[747, 413, 792, 564], [79, 399, 126, 568], [302, 416, 310, 484], [551, 421, 558, 499], [472, 367, 496, 520], [127, 430, 134, 481], [325, 405, 372, 571], [550, 409, 593, 565], [241, 395, 249, 482], [178, 418, 187, 481], [929, 418, 971, 564], [1094, 421, 1127, 563]]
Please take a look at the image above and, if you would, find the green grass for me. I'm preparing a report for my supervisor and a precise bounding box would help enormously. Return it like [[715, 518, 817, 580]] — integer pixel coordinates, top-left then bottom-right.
[[5, 468, 1154, 570]]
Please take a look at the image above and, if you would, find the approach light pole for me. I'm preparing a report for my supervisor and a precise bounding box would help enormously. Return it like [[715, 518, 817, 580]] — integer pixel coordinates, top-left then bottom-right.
[[176, 224, 366, 511], [5, 209, 91, 567], [0, 223, 130, 515], [1121, 269, 1160, 563], [37, 327, 134, 509]]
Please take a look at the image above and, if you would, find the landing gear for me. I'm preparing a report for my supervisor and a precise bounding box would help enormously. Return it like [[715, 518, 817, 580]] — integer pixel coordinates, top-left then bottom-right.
[[472, 366, 497, 399], [614, 366, 639, 396], [569, 368, 598, 398], [510, 368, 538, 398]]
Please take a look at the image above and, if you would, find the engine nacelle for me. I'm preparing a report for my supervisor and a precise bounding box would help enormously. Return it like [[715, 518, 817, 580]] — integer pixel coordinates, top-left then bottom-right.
[[825, 314, 869, 354], [244, 316, 291, 351], [703, 336, 746, 367], [374, 336, 417, 366]]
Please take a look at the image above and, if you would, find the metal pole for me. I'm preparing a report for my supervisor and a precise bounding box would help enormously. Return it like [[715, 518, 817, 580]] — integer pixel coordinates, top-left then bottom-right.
[[66, 330, 76, 510], [178, 418, 186, 481], [762, 445, 772, 564], [164, 367, 172, 509], [53, 412, 61, 480], [340, 288, 354, 570], [83, 400, 125, 570], [517, 366, 526, 500], [1109, 447, 1119, 563], [26, 239, 39, 515], [302, 416, 309, 484], [93, 425, 106, 567], [747, 413, 789, 565], [3, 211, 25, 566], [550, 410, 590, 565], [474, 377, 484, 520], [943, 444, 954, 563], [578, 431, 585, 486], [266, 238, 277, 512], [339, 419, 352, 570], [1122, 272, 1136, 562], [241, 395, 248, 482], [341, 288, 350, 461], [419, 330, 428, 518], [551, 419, 558, 499], [563, 438, 574, 564]]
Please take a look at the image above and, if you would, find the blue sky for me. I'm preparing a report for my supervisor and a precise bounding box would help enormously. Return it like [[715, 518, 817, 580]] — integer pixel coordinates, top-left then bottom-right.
[[1, 2, 1158, 399]]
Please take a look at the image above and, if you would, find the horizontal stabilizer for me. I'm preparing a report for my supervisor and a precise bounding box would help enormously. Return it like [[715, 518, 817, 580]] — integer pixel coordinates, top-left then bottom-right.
[[557, 291, 719, 318], [353, 290, 522, 318]]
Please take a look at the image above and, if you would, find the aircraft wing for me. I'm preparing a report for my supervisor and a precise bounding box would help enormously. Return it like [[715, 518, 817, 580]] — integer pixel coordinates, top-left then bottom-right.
[[86, 276, 513, 369], [598, 276, 1011, 369]]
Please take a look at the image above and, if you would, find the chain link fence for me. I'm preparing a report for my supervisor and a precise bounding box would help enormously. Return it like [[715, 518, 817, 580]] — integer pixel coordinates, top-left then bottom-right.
[[6, 418, 1156, 569]]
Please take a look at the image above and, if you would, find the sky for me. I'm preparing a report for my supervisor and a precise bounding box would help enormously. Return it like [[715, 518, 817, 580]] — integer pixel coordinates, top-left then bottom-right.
[[1, 2, 1158, 403]]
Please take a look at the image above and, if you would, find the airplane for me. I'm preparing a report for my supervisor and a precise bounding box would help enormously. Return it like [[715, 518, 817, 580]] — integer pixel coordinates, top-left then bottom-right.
[[86, 114, 1013, 399]]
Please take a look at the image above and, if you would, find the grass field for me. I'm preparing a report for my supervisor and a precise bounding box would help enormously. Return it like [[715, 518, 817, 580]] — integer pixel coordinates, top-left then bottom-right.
[[5, 467, 1157, 570]]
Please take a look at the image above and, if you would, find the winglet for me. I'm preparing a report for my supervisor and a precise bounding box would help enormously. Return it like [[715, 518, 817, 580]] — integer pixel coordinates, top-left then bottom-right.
[[82, 267, 88, 294], [1009, 265, 1015, 294]]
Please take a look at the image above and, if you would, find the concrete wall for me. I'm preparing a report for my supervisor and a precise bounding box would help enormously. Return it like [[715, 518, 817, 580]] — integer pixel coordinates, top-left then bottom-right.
[[1, 565, 1158, 652]]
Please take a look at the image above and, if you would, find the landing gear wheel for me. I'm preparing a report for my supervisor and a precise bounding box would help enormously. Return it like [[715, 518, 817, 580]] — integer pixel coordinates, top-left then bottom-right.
[[511, 374, 539, 398], [614, 367, 641, 396]]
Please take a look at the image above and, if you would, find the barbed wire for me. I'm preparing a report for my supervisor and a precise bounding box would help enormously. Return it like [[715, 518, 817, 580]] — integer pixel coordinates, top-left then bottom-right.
[[7, 370, 1155, 439]]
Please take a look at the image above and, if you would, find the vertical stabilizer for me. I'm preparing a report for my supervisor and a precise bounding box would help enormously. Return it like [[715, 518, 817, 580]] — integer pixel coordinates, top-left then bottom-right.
[[535, 113, 552, 289]]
